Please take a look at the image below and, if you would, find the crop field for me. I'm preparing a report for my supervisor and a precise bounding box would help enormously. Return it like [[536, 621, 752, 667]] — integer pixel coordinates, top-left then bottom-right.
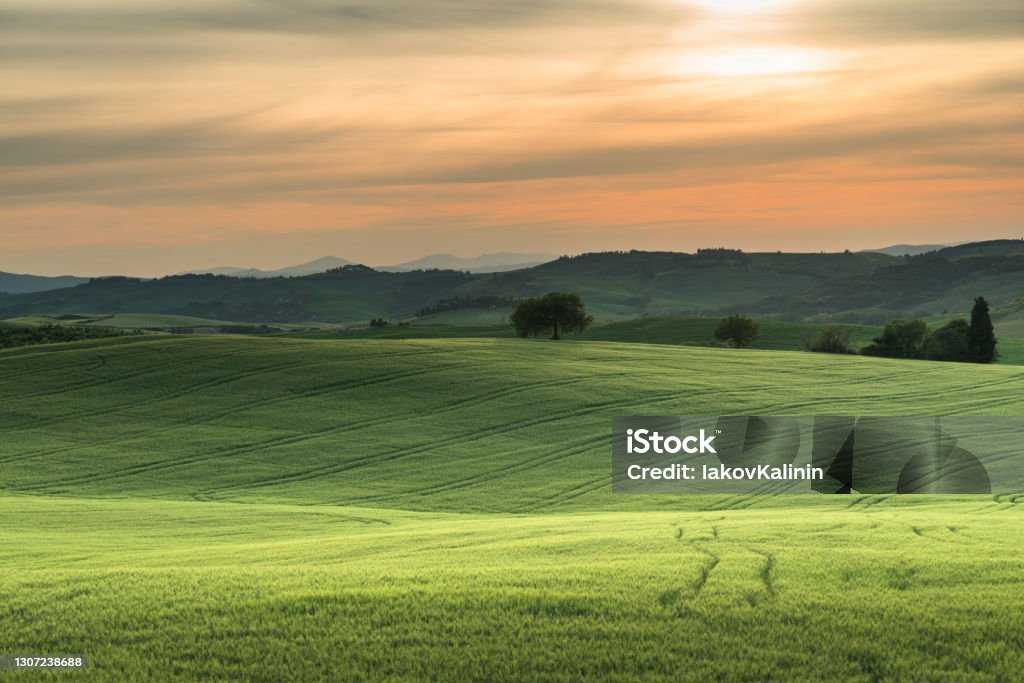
[[290, 316, 880, 353], [2, 336, 1022, 680], [286, 315, 1024, 365]]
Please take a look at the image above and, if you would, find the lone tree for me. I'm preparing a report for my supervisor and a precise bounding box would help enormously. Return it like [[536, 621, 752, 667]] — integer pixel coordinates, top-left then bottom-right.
[[967, 296, 997, 363], [510, 292, 593, 340], [713, 315, 760, 348]]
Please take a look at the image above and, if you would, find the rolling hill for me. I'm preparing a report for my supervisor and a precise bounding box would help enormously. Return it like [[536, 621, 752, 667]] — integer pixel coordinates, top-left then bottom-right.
[[0, 249, 899, 323], [2, 336, 1022, 680], [0, 270, 88, 294], [378, 252, 557, 272], [2, 242, 1021, 325], [3, 336, 1023, 509]]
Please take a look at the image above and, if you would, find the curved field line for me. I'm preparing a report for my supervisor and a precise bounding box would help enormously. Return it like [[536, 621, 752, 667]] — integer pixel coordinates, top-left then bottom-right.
[[173, 375, 630, 499], [193, 387, 693, 499], [1, 345, 211, 401], [5, 358, 502, 490], [331, 433, 611, 506], [690, 543, 720, 598], [514, 475, 610, 513], [0, 348, 446, 462]]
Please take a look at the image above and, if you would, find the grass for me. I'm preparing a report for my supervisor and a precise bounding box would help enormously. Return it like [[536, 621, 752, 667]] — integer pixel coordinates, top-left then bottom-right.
[[4, 337, 1023, 509], [2, 336, 1022, 680], [291, 315, 1024, 365], [2, 496, 1022, 681], [0, 313, 329, 331]]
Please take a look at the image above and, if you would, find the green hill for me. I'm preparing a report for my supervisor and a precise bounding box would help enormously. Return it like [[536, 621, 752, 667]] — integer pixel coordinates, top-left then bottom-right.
[[4, 336, 1022, 509], [749, 254, 1024, 323], [3, 336, 1022, 680], [2, 244, 1020, 325], [0, 250, 901, 323]]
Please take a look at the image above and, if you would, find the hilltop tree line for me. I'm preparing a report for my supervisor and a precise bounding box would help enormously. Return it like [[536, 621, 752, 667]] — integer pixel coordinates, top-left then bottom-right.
[[0, 324, 139, 349], [715, 298, 998, 363], [859, 297, 997, 363], [415, 295, 521, 318]]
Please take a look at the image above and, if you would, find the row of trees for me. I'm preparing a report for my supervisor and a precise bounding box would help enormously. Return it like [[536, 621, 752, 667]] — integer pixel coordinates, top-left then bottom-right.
[[415, 295, 520, 318], [0, 324, 138, 349], [860, 297, 997, 363], [712, 298, 998, 364], [508, 292, 998, 365]]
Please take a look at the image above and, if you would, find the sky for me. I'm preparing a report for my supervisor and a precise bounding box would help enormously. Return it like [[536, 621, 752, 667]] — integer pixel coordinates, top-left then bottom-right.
[[2, 0, 1022, 276]]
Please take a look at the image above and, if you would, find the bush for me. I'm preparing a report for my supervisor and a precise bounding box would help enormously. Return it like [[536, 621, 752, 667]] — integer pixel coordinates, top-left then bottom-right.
[[925, 319, 970, 362], [806, 326, 854, 354], [860, 319, 929, 359]]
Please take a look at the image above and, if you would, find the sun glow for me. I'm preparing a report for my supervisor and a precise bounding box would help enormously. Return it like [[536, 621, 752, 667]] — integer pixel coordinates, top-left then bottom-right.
[[685, 0, 801, 13], [691, 47, 831, 77]]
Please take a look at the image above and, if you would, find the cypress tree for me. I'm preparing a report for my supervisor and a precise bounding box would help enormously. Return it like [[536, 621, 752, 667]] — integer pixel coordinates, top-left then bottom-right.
[[967, 297, 997, 363]]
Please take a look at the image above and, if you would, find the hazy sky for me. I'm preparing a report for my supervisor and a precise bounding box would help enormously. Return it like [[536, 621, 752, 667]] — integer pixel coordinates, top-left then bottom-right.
[[2, 0, 1022, 276]]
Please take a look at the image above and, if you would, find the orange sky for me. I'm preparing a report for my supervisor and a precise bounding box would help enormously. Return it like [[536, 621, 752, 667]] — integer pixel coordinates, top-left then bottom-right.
[[2, 0, 1022, 276]]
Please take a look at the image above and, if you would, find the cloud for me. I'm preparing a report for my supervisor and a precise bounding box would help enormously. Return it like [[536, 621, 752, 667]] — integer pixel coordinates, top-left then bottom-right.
[[2, 0, 679, 37], [1, 109, 1018, 205], [787, 0, 1024, 43]]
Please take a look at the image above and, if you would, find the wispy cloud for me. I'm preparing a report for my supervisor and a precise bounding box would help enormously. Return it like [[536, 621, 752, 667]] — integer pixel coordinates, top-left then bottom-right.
[[1, 0, 1021, 273]]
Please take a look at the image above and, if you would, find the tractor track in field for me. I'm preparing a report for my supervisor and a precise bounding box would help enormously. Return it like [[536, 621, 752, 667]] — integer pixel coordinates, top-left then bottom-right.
[[0, 347, 451, 464], [184, 385, 695, 501], [0, 337, 168, 380], [659, 527, 720, 607], [6, 357, 513, 491], [974, 492, 1023, 514], [747, 547, 777, 598], [331, 433, 611, 507], [0, 348, 464, 467], [11, 369, 640, 493], [515, 476, 611, 513], [690, 543, 720, 597], [2, 352, 320, 438], [196, 373, 632, 499], [6, 345, 254, 402], [844, 495, 891, 511], [2, 346, 442, 434]]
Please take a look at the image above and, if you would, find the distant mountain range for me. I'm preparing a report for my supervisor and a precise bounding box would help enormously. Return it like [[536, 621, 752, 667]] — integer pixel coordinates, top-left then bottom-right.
[[181, 256, 357, 279], [0, 271, 89, 295], [2, 240, 1022, 325], [861, 243, 951, 257], [183, 253, 558, 279], [378, 252, 556, 273]]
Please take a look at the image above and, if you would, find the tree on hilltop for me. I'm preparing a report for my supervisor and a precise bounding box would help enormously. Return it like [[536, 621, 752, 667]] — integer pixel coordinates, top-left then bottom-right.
[[511, 292, 593, 340], [713, 315, 760, 348]]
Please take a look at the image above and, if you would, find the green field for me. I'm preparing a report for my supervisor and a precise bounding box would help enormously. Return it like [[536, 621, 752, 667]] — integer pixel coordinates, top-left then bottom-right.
[[0, 312, 329, 331], [2, 336, 1022, 680], [292, 315, 1024, 366]]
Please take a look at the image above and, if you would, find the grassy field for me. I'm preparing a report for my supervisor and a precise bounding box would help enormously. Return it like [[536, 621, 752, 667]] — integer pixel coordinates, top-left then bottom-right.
[[290, 315, 1024, 365], [2, 336, 1022, 680], [0, 313, 330, 331]]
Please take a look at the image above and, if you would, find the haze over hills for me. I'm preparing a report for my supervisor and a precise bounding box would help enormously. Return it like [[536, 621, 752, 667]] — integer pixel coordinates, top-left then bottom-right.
[[185, 253, 558, 278], [378, 252, 557, 273], [0, 271, 88, 295], [181, 256, 356, 279], [861, 244, 951, 257], [2, 240, 1021, 325]]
